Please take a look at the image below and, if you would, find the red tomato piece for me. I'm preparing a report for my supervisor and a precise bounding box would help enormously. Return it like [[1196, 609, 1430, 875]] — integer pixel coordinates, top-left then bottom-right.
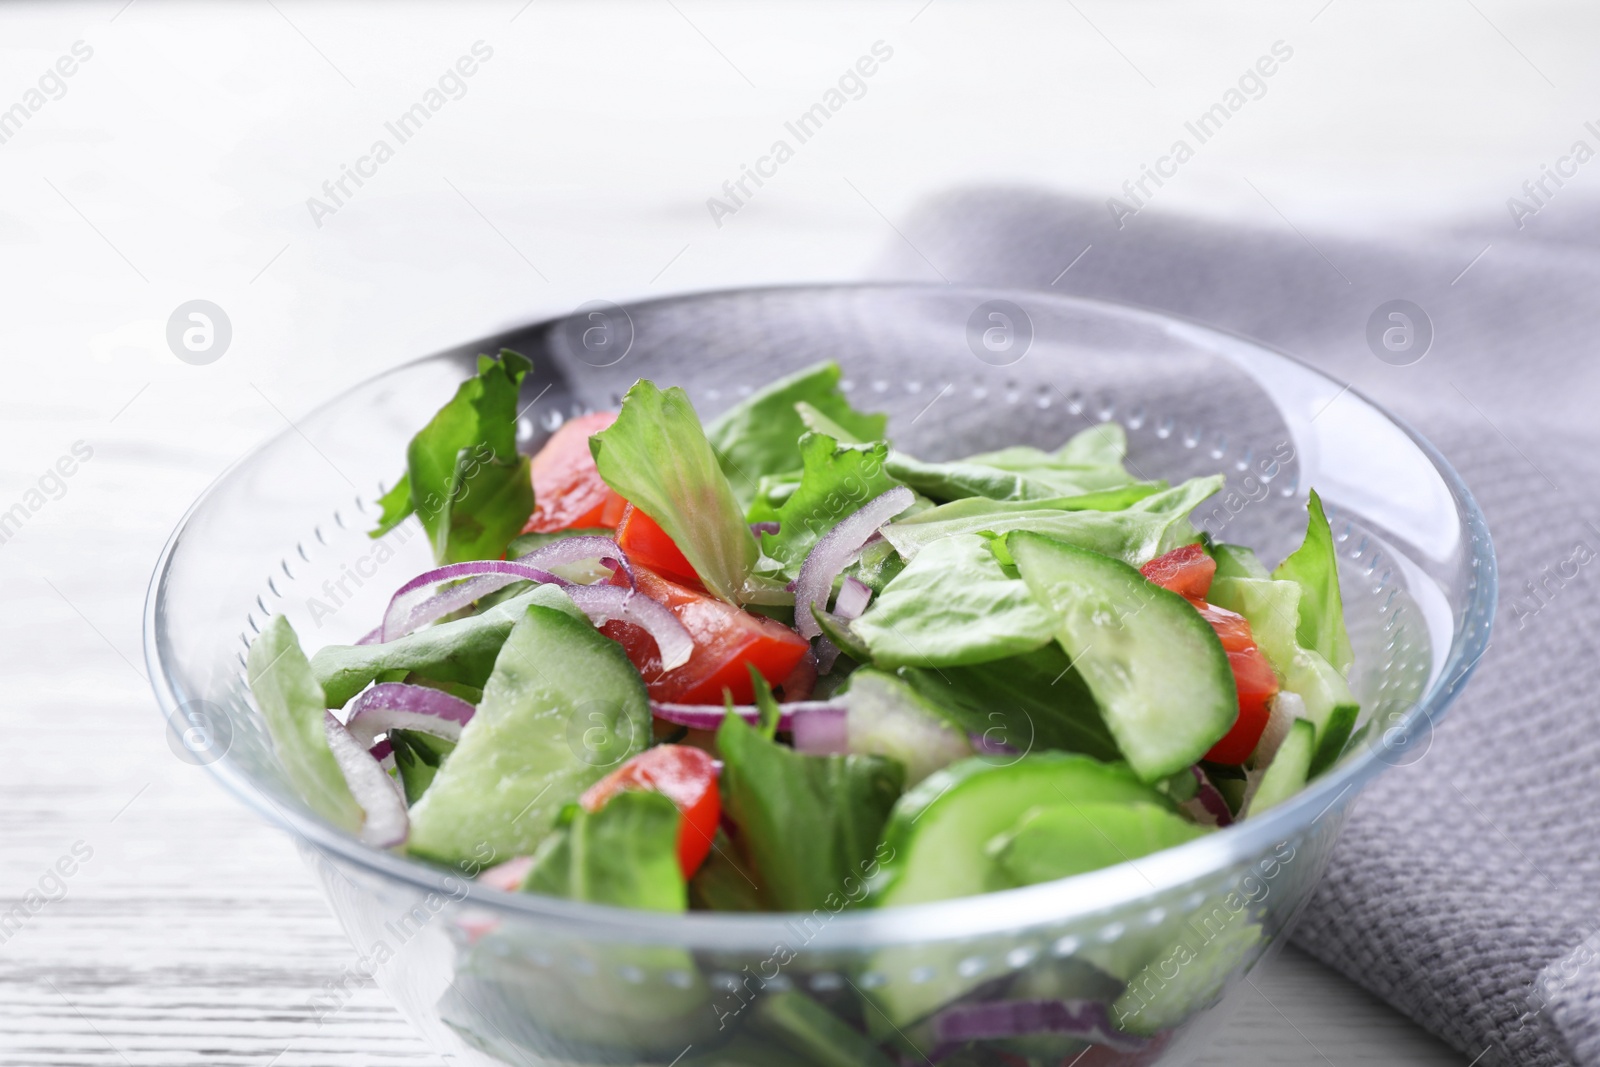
[[580, 744, 721, 877], [524, 411, 624, 533], [1189, 600, 1280, 764], [1193, 602, 1254, 653], [1140, 542, 1216, 600], [602, 566, 809, 705], [615, 504, 701, 586], [1205, 645, 1279, 764]]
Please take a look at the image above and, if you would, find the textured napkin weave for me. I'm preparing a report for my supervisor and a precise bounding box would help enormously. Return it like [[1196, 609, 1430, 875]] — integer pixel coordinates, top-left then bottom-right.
[[873, 189, 1600, 1066]]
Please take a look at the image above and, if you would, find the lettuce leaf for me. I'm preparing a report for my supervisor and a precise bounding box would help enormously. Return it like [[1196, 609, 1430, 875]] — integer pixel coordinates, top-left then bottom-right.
[[759, 432, 900, 579], [521, 792, 687, 912], [881, 476, 1221, 565], [894, 644, 1120, 761], [704, 361, 888, 505], [1272, 489, 1354, 674], [716, 673, 904, 911], [590, 380, 757, 603], [371, 349, 534, 564], [884, 423, 1137, 503], [852, 533, 1056, 667], [247, 616, 364, 830]]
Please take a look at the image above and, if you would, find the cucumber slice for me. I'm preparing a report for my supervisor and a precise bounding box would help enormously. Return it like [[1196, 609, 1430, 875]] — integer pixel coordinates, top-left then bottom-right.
[[1249, 718, 1315, 815], [867, 753, 1168, 908], [988, 802, 1206, 886], [1008, 533, 1236, 781], [406, 601, 651, 866]]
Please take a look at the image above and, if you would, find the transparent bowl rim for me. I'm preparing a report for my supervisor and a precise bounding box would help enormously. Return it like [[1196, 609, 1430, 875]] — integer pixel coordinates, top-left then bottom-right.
[[143, 282, 1496, 952]]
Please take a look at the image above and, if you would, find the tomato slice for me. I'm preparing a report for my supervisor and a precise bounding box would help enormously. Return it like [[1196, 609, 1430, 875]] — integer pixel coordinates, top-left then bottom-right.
[[602, 566, 809, 705], [580, 744, 721, 877], [523, 411, 625, 533], [1189, 601, 1280, 764], [615, 504, 700, 586], [1140, 542, 1216, 600], [1206, 645, 1278, 764]]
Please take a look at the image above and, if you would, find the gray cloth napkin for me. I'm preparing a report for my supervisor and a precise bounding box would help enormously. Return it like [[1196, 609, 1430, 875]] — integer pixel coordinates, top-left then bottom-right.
[[872, 189, 1600, 1066]]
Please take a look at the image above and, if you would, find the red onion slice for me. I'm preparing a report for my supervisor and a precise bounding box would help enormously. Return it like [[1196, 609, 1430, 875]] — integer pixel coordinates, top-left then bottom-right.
[[750, 521, 781, 538], [378, 537, 624, 642], [651, 700, 843, 733], [324, 712, 408, 847], [794, 488, 913, 640], [791, 709, 849, 754], [833, 575, 872, 620], [563, 584, 693, 671], [931, 999, 1143, 1051], [345, 682, 477, 749], [1187, 766, 1235, 828]]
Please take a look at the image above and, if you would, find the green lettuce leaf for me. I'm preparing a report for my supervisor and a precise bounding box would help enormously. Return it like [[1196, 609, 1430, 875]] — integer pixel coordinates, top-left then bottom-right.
[[760, 432, 901, 579], [310, 584, 578, 709], [881, 476, 1222, 565], [716, 673, 904, 912], [895, 643, 1120, 761], [247, 615, 363, 830], [590, 380, 757, 603], [521, 792, 687, 912], [852, 533, 1056, 667], [371, 349, 534, 564], [1272, 489, 1354, 674], [704, 361, 888, 504], [884, 423, 1137, 503], [390, 729, 456, 805]]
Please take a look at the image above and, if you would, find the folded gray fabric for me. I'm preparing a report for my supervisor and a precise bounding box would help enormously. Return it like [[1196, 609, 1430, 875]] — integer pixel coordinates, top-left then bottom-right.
[[874, 189, 1600, 1066]]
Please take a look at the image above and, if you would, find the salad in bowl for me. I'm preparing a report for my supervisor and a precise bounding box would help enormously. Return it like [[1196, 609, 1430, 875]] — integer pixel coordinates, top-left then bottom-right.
[[147, 284, 1490, 1067], [244, 347, 1367, 1058]]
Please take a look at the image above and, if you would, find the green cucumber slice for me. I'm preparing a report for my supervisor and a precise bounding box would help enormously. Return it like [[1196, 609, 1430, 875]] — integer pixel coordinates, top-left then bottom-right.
[[405, 600, 651, 867], [867, 753, 1168, 908], [1008, 532, 1236, 781], [1249, 718, 1315, 815], [988, 802, 1206, 886]]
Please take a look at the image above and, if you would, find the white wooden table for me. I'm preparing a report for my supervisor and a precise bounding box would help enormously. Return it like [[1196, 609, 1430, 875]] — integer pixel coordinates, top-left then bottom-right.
[[9, 0, 1585, 1060]]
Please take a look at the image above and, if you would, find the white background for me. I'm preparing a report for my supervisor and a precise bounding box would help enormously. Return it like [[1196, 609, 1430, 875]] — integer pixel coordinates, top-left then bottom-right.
[[6, 0, 1590, 1061]]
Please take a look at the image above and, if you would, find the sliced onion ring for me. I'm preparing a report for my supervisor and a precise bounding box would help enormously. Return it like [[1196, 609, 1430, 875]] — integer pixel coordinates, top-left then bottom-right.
[[345, 682, 477, 749], [564, 585, 693, 671], [791, 709, 849, 755], [651, 700, 844, 733], [324, 712, 408, 848], [833, 575, 872, 621], [378, 536, 625, 642], [794, 487, 913, 640]]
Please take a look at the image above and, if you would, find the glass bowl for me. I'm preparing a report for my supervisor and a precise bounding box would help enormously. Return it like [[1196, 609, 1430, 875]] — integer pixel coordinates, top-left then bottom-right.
[[144, 284, 1494, 1067]]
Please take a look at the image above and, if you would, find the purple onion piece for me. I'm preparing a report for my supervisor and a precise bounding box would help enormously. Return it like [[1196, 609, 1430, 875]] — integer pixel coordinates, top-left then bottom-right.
[[1190, 766, 1235, 827], [791, 708, 849, 754], [931, 998, 1144, 1052], [377, 536, 626, 642], [324, 712, 408, 847], [564, 584, 694, 671], [650, 700, 844, 733], [750, 521, 781, 538], [794, 487, 914, 640], [834, 575, 872, 621], [970, 731, 1020, 757], [344, 683, 477, 749]]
